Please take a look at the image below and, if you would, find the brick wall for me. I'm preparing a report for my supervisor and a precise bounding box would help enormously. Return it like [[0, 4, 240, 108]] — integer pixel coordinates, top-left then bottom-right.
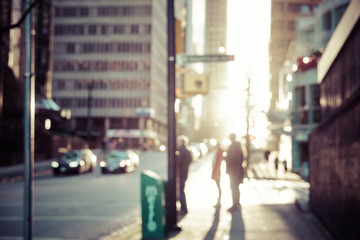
[[309, 94, 360, 239]]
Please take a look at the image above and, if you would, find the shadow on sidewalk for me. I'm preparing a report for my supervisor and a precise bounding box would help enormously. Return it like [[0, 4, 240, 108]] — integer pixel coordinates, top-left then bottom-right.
[[203, 205, 220, 240]]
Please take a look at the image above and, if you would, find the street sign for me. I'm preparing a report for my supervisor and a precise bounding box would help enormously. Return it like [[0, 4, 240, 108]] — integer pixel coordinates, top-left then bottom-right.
[[180, 54, 235, 63]]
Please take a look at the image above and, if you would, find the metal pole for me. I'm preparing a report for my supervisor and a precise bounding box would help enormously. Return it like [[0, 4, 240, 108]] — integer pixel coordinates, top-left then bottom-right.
[[24, 0, 34, 238], [87, 81, 93, 144], [166, 0, 179, 231]]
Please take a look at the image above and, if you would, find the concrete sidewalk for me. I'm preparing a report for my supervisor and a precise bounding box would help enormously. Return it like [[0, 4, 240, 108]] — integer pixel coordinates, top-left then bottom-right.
[[102, 153, 333, 240]]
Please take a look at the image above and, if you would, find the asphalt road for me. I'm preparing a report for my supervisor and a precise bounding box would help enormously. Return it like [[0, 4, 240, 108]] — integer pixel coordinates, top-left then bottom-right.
[[0, 151, 168, 240]]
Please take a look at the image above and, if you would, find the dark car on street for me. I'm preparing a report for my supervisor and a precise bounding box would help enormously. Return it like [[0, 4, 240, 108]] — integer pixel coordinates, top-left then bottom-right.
[[100, 150, 139, 174], [51, 149, 97, 175]]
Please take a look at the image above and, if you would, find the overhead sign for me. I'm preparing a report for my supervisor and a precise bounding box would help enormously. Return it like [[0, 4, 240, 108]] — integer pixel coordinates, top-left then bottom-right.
[[180, 54, 235, 63]]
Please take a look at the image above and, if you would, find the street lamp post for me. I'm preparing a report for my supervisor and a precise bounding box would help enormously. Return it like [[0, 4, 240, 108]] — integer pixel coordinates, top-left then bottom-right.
[[87, 81, 94, 144], [166, 0, 180, 232]]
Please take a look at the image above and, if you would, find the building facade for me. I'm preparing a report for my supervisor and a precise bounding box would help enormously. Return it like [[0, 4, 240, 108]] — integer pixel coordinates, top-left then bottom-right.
[[52, 0, 168, 150], [309, 0, 360, 238], [198, 0, 228, 141], [269, 0, 321, 112]]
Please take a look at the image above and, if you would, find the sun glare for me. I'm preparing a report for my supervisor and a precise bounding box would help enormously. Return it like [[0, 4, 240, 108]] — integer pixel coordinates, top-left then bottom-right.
[[225, 0, 271, 145]]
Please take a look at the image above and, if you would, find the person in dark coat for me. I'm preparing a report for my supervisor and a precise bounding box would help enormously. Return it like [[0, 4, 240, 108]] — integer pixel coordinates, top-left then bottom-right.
[[176, 135, 192, 215], [225, 133, 244, 211]]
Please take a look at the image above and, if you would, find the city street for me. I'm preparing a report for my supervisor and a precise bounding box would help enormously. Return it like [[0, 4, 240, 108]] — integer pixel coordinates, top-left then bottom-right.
[[0, 151, 168, 240], [0, 150, 319, 240]]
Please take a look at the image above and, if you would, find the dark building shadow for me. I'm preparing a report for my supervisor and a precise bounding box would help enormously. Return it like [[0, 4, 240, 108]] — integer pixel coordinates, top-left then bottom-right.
[[230, 209, 245, 240], [203, 205, 221, 240]]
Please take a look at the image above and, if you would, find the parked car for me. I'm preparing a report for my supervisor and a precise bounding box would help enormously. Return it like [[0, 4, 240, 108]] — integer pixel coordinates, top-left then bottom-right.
[[100, 150, 139, 173], [189, 145, 201, 161], [51, 149, 97, 175], [190, 142, 208, 158]]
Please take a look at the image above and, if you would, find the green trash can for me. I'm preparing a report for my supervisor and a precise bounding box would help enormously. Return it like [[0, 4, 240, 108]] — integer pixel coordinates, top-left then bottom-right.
[[141, 170, 165, 238]]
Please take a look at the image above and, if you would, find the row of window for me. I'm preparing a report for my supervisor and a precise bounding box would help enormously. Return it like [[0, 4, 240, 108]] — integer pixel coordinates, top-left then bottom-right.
[[54, 97, 149, 109], [54, 42, 151, 54], [272, 3, 314, 14], [54, 78, 150, 91], [55, 6, 151, 18], [272, 20, 296, 32], [53, 60, 151, 72], [271, 38, 292, 49], [54, 24, 151, 36]]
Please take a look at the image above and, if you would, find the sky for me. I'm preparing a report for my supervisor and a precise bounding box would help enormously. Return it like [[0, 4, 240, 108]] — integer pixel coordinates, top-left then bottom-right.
[[226, 0, 271, 146], [189, 0, 271, 146]]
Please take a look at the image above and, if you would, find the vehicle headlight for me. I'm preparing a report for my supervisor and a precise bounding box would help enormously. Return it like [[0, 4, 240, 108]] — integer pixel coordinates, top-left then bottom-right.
[[69, 161, 79, 168], [51, 161, 59, 168], [119, 160, 126, 167], [80, 160, 85, 166], [100, 161, 107, 167]]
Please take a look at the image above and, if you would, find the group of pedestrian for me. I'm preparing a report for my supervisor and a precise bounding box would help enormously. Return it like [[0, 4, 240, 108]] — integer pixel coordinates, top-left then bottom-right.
[[176, 133, 246, 214]]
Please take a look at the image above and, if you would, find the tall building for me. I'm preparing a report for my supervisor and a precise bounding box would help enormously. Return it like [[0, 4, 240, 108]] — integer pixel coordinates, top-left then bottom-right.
[[52, 0, 168, 149], [309, 0, 360, 238], [269, 0, 321, 111], [275, 0, 350, 173], [198, 0, 228, 140]]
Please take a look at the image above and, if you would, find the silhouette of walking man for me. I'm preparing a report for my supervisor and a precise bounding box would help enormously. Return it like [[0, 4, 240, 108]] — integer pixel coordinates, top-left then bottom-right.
[[225, 133, 244, 212], [176, 135, 192, 215]]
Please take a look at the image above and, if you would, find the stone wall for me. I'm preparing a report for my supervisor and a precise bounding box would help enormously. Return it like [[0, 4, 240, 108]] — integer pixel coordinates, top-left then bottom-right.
[[309, 95, 360, 239]]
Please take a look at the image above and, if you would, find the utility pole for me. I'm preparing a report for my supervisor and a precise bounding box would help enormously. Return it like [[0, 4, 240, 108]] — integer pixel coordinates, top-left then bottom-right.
[[87, 81, 93, 145], [24, 0, 35, 238], [166, 0, 180, 232]]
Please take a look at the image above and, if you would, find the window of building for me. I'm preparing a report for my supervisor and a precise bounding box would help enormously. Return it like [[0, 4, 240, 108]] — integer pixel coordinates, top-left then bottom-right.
[[95, 62, 107, 71], [143, 43, 151, 53], [295, 86, 306, 108], [82, 43, 96, 53], [62, 61, 75, 71], [89, 25, 97, 34], [56, 79, 66, 90], [300, 111, 308, 124], [80, 7, 88, 17], [272, 20, 284, 31], [64, 8, 77, 17], [143, 60, 151, 71], [101, 25, 109, 35], [313, 109, 321, 123], [78, 61, 90, 71], [288, 3, 301, 13], [66, 43, 75, 53], [114, 25, 126, 34], [311, 84, 320, 106], [272, 3, 284, 12], [322, 11, 332, 30], [131, 25, 139, 34], [335, 5, 348, 27], [288, 21, 296, 31], [300, 5, 310, 15], [144, 24, 151, 34]]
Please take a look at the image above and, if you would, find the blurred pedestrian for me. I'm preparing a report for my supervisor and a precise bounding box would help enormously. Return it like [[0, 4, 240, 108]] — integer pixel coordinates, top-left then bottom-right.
[[211, 142, 224, 206], [264, 150, 270, 162], [274, 157, 279, 177], [283, 159, 288, 174], [225, 133, 244, 212], [176, 135, 193, 215]]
